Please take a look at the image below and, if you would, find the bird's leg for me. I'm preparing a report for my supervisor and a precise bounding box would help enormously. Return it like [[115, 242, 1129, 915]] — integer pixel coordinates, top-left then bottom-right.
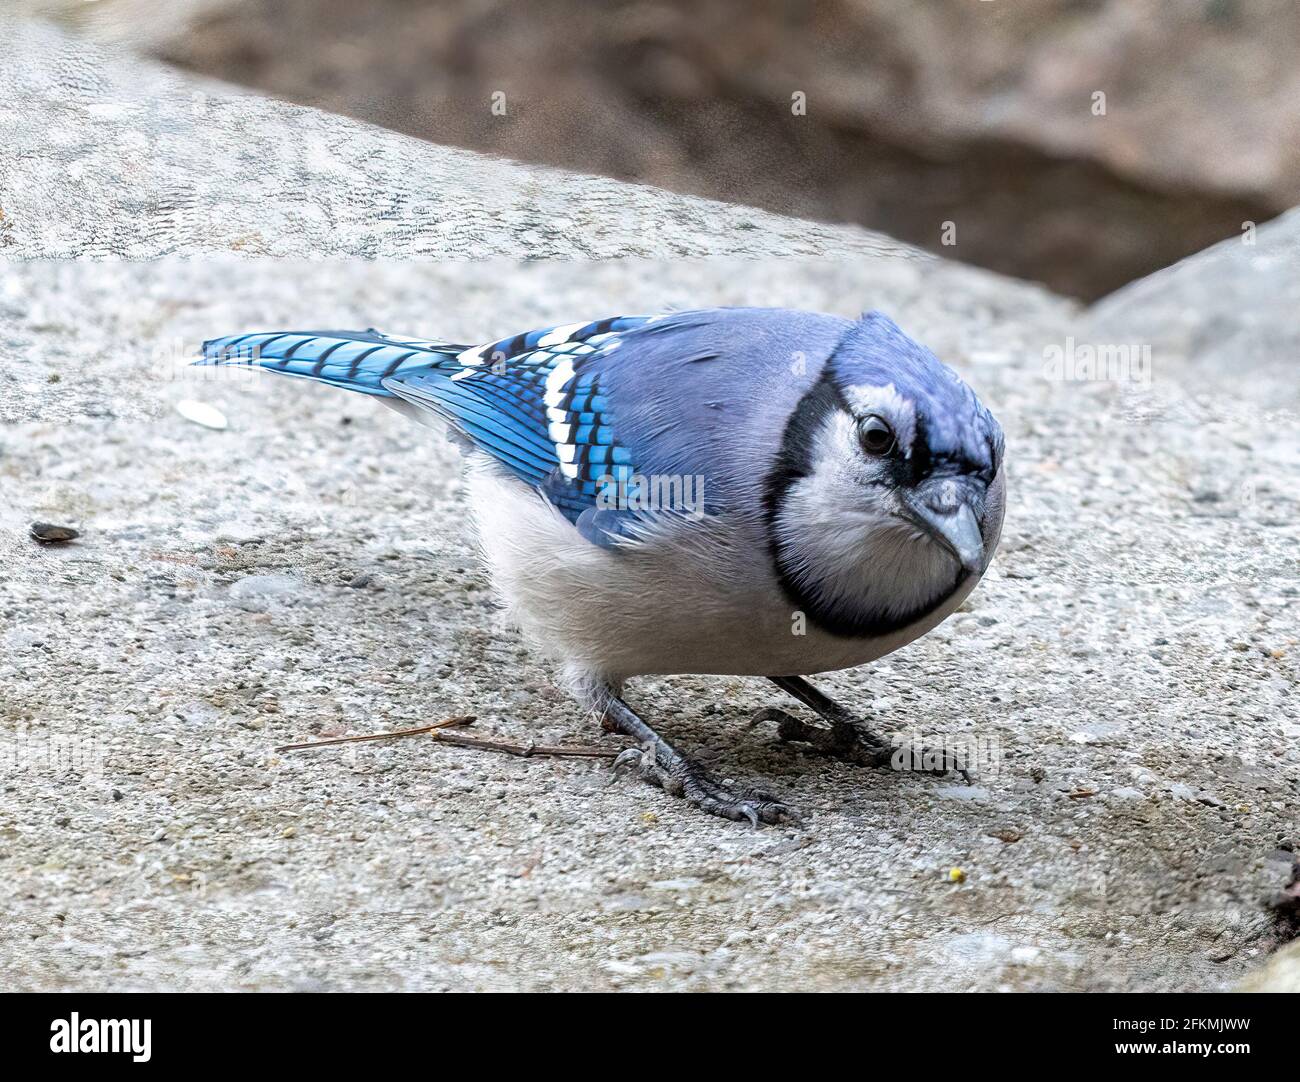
[[594, 688, 797, 826], [766, 675, 968, 779], [764, 675, 891, 764]]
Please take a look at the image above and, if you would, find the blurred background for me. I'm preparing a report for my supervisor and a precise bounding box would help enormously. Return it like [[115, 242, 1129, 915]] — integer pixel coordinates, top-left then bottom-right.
[[29, 0, 1300, 299]]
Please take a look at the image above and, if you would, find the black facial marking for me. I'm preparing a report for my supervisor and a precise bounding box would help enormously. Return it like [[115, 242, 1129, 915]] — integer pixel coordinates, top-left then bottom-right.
[[910, 411, 997, 485], [761, 370, 847, 524], [763, 371, 964, 639]]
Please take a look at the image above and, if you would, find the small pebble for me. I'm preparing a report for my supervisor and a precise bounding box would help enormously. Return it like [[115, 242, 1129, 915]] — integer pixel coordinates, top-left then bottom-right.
[[30, 522, 79, 544]]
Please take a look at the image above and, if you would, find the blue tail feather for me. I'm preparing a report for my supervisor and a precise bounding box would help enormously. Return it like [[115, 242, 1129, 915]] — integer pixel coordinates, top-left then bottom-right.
[[198, 329, 465, 396]]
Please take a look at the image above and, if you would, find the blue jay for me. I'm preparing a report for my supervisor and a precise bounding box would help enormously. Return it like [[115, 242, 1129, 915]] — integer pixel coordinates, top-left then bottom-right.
[[200, 308, 1005, 824]]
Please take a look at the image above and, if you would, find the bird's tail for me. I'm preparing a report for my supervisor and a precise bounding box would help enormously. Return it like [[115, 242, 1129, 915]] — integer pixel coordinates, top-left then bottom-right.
[[197, 329, 468, 396]]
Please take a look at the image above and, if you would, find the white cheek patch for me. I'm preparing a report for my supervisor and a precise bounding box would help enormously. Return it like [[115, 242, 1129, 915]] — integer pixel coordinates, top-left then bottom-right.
[[782, 413, 898, 550], [808, 411, 863, 476], [805, 409, 894, 494], [841, 383, 917, 458], [771, 406, 959, 625]]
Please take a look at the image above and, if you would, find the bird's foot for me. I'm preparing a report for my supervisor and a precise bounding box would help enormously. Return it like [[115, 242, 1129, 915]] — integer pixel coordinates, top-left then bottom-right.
[[593, 686, 799, 825], [759, 706, 970, 782], [613, 744, 797, 826], [765, 676, 971, 781], [756, 707, 890, 765]]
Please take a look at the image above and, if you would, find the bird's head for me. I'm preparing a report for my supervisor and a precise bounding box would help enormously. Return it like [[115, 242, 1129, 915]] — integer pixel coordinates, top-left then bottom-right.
[[765, 311, 1005, 637]]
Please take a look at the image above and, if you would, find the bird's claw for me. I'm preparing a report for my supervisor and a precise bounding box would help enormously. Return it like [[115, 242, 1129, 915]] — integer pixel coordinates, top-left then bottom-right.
[[763, 707, 971, 781], [612, 747, 646, 773], [614, 742, 798, 827], [764, 707, 890, 763]]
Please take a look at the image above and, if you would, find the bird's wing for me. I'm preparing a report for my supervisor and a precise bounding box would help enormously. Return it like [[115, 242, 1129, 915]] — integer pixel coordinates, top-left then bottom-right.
[[382, 316, 661, 545], [199, 309, 841, 548]]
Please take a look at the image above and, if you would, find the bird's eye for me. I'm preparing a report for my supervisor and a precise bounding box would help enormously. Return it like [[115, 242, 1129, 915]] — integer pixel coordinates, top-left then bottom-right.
[[858, 416, 896, 456]]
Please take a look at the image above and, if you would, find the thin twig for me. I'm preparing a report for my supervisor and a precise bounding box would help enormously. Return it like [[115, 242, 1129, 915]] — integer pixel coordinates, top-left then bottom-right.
[[274, 714, 616, 761], [427, 728, 620, 760], [275, 715, 475, 753]]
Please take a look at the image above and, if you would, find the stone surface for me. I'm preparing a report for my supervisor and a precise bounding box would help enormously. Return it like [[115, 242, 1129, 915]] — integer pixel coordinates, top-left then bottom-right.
[[1088, 206, 1300, 415], [1, 251, 1297, 991], [1, 7, 1297, 994]]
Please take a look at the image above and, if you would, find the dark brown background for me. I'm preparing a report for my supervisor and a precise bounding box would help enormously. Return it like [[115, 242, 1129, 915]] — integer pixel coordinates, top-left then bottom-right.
[[112, 0, 1300, 298]]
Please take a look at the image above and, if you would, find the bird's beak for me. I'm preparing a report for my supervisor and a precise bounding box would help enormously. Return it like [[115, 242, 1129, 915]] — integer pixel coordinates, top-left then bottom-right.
[[902, 479, 987, 576]]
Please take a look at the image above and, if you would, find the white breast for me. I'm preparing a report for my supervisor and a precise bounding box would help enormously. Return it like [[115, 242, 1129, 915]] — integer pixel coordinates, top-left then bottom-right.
[[464, 457, 1001, 685]]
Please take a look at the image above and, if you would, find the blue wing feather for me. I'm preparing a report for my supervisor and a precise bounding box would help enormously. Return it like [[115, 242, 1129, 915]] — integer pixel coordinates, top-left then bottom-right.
[[382, 319, 655, 541], [199, 316, 700, 546]]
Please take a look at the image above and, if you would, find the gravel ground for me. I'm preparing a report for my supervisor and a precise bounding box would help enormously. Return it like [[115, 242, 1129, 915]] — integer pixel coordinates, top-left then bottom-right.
[[2, 251, 1297, 991]]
